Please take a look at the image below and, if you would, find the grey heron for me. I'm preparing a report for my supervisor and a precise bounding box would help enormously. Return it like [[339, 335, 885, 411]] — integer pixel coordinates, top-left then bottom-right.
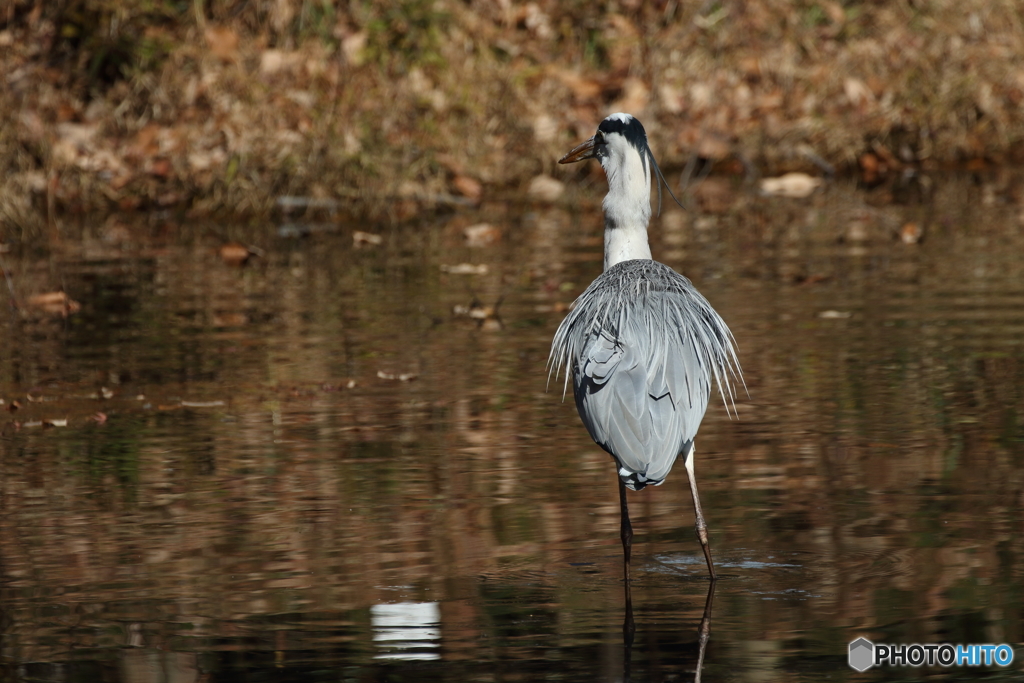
[[548, 113, 742, 583]]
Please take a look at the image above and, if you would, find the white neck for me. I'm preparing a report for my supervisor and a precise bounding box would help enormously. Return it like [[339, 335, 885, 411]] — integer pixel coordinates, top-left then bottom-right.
[[600, 147, 652, 270]]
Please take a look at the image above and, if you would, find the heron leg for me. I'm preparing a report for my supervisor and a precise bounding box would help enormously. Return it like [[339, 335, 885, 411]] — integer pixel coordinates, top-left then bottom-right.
[[618, 477, 636, 644], [684, 447, 717, 580], [618, 477, 634, 581]]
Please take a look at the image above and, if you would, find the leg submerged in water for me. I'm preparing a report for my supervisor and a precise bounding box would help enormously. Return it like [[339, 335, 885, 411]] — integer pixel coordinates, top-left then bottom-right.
[[684, 447, 716, 580], [618, 477, 634, 581], [618, 478, 636, 643]]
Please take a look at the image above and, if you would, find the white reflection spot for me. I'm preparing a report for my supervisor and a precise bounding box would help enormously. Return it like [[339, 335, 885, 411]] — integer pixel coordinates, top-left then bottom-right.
[[371, 601, 441, 661]]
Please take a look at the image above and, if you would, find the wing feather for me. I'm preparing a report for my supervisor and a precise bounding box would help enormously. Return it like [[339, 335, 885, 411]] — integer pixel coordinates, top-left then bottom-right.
[[548, 260, 742, 489]]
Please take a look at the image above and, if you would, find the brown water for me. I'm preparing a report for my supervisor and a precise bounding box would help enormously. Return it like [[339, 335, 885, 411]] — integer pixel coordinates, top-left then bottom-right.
[[2, 173, 1024, 682]]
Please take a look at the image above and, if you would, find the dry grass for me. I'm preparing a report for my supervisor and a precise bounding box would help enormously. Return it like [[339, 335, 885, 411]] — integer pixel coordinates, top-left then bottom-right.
[[1, 0, 1023, 229]]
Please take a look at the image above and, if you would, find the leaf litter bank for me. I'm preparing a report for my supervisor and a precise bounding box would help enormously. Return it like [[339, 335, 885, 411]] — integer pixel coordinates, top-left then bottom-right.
[[2, 0, 1023, 234]]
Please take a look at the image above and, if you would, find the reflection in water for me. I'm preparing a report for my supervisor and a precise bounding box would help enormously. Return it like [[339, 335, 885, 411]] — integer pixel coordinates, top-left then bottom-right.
[[695, 583, 715, 683], [371, 601, 441, 661], [622, 580, 715, 683], [1, 174, 1024, 680]]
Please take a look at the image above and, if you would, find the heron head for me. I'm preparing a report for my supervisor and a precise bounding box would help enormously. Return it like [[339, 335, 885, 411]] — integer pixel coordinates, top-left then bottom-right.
[[559, 113, 683, 215], [558, 113, 649, 169]]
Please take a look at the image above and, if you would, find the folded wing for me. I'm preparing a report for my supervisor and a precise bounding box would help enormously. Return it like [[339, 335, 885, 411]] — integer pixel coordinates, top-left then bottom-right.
[[572, 291, 711, 489]]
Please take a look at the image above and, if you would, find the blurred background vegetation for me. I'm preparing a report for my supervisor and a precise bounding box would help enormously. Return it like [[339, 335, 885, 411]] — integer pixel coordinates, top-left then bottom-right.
[[2, 0, 1024, 231]]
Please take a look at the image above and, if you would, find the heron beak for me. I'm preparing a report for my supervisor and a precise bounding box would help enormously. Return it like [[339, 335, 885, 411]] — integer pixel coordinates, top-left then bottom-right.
[[558, 136, 597, 164]]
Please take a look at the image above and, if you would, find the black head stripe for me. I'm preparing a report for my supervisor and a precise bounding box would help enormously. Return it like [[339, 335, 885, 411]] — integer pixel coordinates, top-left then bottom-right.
[[597, 114, 648, 151], [598, 114, 649, 176]]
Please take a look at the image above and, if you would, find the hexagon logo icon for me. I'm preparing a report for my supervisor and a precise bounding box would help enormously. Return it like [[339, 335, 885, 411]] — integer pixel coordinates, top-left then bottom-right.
[[849, 637, 874, 672]]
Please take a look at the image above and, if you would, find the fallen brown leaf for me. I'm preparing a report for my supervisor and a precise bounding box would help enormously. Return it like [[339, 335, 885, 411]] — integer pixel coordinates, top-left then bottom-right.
[[377, 370, 418, 381], [452, 175, 483, 201], [900, 222, 923, 244], [454, 296, 504, 329], [453, 303, 494, 320], [532, 302, 570, 314], [844, 77, 874, 108], [259, 49, 303, 78], [353, 230, 383, 246], [205, 25, 239, 63], [131, 123, 162, 157], [859, 152, 883, 182], [219, 242, 259, 266], [212, 312, 247, 327], [759, 173, 823, 198], [463, 223, 501, 247], [27, 291, 80, 316], [340, 31, 367, 66], [441, 263, 488, 275]]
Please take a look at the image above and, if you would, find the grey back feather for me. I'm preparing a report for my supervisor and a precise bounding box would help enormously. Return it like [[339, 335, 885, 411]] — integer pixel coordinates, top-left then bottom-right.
[[548, 259, 743, 489]]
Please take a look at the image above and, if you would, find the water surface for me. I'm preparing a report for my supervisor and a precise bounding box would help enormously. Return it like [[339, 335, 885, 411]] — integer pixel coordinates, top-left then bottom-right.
[[2, 173, 1023, 681]]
